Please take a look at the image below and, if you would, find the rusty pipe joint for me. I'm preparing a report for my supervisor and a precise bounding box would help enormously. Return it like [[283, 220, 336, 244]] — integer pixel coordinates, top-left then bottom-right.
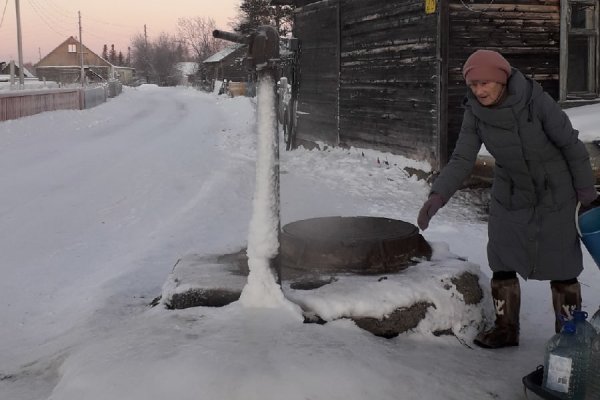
[[249, 26, 280, 71]]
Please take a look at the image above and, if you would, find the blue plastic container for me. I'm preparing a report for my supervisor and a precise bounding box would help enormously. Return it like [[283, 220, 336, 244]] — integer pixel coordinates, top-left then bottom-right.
[[576, 205, 600, 269]]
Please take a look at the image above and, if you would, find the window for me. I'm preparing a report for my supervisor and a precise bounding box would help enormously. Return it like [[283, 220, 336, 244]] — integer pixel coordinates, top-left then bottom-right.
[[560, 0, 599, 100], [68, 44, 77, 53]]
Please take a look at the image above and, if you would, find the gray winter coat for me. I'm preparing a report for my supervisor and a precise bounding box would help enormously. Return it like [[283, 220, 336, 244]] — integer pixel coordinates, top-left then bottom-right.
[[431, 69, 595, 280]]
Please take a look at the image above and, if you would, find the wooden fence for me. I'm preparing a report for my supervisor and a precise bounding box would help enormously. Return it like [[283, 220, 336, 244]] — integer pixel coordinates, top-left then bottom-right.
[[0, 88, 82, 122], [0, 84, 121, 122]]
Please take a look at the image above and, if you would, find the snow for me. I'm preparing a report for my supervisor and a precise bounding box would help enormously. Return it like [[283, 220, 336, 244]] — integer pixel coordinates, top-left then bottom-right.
[[285, 241, 487, 338], [0, 84, 599, 399], [0, 79, 59, 91], [203, 43, 245, 64]]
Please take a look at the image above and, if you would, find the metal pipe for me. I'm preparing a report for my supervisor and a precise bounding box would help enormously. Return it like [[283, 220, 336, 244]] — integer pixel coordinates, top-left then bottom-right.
[[212, 30, 250, 45]]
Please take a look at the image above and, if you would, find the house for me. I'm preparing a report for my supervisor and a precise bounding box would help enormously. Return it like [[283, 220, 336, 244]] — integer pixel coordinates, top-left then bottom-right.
[[35, 36, 134, 85], [203, 44, 249, 84], [274, 0, 600, 170], [0, 61, 36, 81]]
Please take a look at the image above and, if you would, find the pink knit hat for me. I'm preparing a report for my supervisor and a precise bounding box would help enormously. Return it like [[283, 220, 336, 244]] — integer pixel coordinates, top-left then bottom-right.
[[462, 50, 511, 84]]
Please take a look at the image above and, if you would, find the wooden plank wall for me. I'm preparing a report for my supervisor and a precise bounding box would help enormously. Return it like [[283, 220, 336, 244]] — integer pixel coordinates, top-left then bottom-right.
[[338, 0, 439, 162], [446, 0, 560, 162], [294, 0, 340, 145], [0, 89, 82, 122], [221, 49, 250, 82]]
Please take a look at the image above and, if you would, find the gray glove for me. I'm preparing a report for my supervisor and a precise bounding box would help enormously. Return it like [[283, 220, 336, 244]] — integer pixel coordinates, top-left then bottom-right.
[[417, 193, 445, 230], [576, 186, 598, 207]]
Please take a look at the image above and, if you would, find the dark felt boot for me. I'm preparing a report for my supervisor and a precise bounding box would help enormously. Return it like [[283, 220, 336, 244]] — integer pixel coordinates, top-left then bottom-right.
[[551, 280, 582, 333], [474, 277, 520, 349]]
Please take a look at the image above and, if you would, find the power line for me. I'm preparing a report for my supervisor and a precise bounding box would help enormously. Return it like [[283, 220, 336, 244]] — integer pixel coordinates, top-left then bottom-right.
[[86, 14, 138, 31], [26, 0, 73, 38], [0, 0, 9, 29], [47, 0, 136, 31], [45, 0, 75, 19], [30, 0, 75, 30], [34, 0, 137, 49], [31, 0, 73, 25]]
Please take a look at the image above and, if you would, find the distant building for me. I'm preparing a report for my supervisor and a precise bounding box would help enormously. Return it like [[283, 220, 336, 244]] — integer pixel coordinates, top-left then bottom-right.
[[35, 36, 135, 85], [203, 44, 248, 84], [113, 66, 135, 85], [0, 61, 36, 82]]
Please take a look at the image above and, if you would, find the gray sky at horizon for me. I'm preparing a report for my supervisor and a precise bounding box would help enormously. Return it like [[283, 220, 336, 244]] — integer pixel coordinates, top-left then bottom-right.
[[0, 0, 240, 63]]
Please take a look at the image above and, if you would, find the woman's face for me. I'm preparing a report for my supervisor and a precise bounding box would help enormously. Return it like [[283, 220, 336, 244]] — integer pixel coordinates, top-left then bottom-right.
[[467, 81, 505, 106]]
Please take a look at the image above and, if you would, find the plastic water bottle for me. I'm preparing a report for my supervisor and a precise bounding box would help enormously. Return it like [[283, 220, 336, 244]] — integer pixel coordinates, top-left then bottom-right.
[[585, 334, 600, 400], [543, 321, 589, 399], [590, 307, 600, 333], [572, 311, 596, 346]]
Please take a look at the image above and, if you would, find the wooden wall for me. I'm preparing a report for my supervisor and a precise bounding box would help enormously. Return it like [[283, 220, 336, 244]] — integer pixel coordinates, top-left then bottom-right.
[[206, 47, 249, 83], [445, 0, 560, 162], [36, 66, 111, 84], [339, 0, 439, 162], [288, 0, 562, 168], [294, 0, 340, 146]]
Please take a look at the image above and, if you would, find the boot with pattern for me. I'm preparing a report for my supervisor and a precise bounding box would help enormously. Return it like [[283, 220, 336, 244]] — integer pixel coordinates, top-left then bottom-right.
[[474, 277, 520, 349], [551, 280, 582, 333]]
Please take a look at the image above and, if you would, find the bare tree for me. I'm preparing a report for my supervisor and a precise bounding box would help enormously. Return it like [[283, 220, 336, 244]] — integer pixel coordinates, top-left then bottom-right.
[[177, 17, 226, 63], [150, 33, 181, 86], [130, 33, 152, 83]]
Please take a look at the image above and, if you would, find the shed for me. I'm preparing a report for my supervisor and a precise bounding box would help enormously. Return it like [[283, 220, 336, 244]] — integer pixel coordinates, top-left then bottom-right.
[[113, 66, 136, 85], [275, 0, 600, 170], [203, 44, 249, 84]]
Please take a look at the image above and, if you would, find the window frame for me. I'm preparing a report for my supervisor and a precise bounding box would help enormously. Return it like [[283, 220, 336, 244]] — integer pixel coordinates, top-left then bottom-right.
[[560, 0, 600, 101]]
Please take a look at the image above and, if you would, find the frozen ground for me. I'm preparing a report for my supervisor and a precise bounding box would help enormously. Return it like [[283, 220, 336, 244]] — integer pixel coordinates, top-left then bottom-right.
[[0, 85, 599, 399]]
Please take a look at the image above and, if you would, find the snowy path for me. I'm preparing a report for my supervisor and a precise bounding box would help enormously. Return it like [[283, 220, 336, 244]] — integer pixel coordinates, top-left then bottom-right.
[[0, 87, 256, 396]]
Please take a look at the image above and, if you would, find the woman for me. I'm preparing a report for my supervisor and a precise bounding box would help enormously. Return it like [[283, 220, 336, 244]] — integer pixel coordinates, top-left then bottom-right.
[[417, 50, 597, 349]]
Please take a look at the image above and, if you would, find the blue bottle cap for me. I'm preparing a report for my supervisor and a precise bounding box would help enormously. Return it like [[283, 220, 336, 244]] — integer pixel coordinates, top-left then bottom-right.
[[573, 310, 588, 321]]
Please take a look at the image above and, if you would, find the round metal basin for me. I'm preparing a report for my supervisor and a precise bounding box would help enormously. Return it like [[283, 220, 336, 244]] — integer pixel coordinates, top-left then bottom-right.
[[280, 216, 431, 280]]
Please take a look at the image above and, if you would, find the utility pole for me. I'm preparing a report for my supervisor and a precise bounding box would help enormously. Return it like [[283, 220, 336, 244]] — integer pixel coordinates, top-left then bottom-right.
[[38, 47, 42, 62], [15, 0, 25, 87], [79, 11, 85, 86], [144, 24, 149, 83]]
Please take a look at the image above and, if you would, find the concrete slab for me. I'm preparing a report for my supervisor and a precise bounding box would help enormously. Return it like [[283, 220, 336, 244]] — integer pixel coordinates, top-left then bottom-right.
[[160, 247, 486, 339], [161, 250, 248, 309]]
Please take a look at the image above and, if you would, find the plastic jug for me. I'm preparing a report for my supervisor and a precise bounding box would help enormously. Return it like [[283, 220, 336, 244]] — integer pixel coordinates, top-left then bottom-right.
[[590, 307, 600, 334], [585, 334, 600, 400], [572, 311, 596, 346], [543, 321, 589, 399]]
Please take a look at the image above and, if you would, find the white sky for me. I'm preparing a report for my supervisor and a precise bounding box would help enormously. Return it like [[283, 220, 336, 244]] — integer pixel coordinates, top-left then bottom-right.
[[0, 85, 599, 399]]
